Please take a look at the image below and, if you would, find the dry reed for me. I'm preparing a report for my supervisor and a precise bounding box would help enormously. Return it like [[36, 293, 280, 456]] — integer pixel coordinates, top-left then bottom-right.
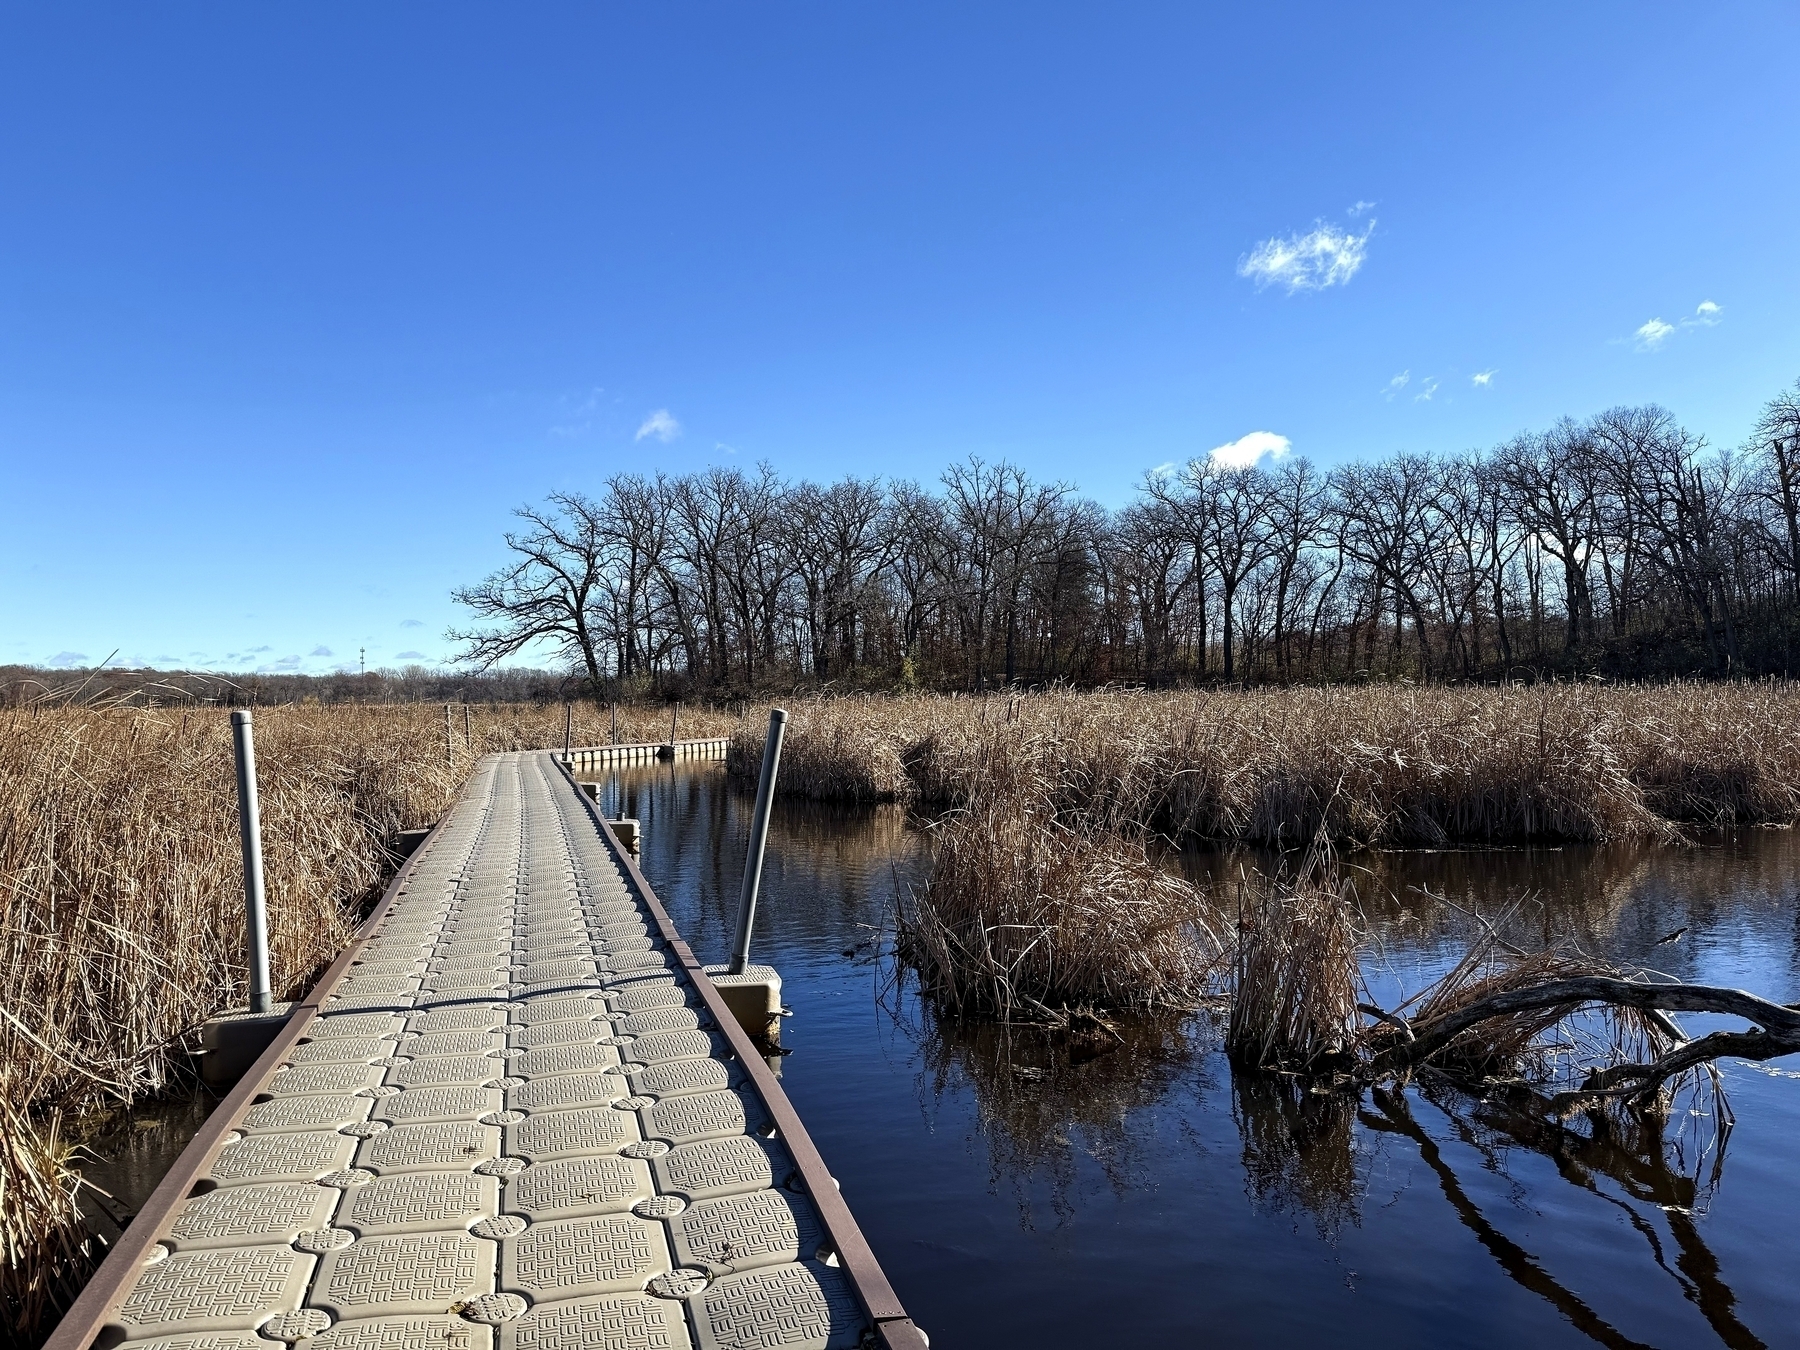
[[896, 725, 1223, 1018], [1225, 871, 1361, 1071], [732, 683, 1800, 845]]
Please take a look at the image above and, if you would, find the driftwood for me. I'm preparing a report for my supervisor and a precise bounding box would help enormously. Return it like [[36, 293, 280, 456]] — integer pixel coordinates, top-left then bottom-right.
[[1361, 975, 1800, 1112]]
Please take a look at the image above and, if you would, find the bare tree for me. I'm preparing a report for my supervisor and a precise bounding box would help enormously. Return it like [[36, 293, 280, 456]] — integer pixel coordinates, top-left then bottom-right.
[[1747, 379, 1800, 605], [448, 493, 612, 689]]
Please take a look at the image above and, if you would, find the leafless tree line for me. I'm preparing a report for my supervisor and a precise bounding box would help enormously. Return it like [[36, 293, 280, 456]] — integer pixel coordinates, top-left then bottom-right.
[[452, 381, 1800, 689]]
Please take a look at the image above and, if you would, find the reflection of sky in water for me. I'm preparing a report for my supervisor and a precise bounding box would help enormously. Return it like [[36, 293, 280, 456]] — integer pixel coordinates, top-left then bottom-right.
[[596, 765, 1800, 1348]]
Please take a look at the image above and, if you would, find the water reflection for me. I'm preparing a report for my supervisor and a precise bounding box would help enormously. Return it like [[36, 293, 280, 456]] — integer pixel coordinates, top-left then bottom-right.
[[604, 763, 1800, 1348], [72, 1089, 218, 1247], [1232, 1070, 1366, 1240], [908, 1009, 1214, 1227], [1361, 1084, 1761, 1350]]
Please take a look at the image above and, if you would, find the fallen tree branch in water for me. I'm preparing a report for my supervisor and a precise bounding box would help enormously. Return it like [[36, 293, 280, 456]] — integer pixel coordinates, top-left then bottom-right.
[[1362, 974, 1800, 1109]]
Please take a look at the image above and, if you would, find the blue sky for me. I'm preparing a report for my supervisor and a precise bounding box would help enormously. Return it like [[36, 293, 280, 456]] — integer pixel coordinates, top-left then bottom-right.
[[3, 4, 1797, 673]]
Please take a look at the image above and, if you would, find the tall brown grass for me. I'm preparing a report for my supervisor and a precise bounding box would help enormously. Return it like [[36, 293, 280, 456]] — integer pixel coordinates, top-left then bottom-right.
[[732, 683, 1800, 845], [895, 724, 1224, 1018], [1225, 872, 1360, 1071]]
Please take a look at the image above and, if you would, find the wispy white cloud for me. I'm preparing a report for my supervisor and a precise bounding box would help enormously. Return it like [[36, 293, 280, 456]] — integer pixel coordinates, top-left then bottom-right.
[[1238, 219, 1374, 293], [636, 409, 681, 443], [1149, 461, 1178, 480], [399, 619, 424, 629], [1631, 301, 1723, 352], [47, 651, 88, 668], [395, 650, 428, 661], [1347, 200, 1377, 218], [310, 645, 333, 657], [1414, 376, 1441, 403], [1209, 431, 1292, 470], [714, 441, 738, 456], [549, 386, 605, 438], [1382, 370, 1411, 400], [1471, 369, 1496, 388]]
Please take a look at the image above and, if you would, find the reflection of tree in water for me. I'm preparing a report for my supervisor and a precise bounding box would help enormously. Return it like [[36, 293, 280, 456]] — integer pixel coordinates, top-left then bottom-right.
[[1234, 1069, 1762, 1350], [1423, 1084, 1760, 1350], [1225, 1023, 1760, 1350], [1231, 1071, 1367, 1240], [912, 1004, 1212, 1228]]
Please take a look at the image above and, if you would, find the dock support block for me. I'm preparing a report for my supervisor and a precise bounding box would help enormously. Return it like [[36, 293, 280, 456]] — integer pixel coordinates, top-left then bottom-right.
[[200, 1003, 295, 1089], [703, 964, 782, 1041]]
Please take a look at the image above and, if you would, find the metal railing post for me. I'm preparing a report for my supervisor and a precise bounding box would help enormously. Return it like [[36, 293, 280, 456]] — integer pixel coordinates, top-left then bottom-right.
[[670, 700, 679, 749], [728, 708, 787, 975], [230, 711, 273, 1015], [563, 702, 572, 762], [444, 703, 453, 767]]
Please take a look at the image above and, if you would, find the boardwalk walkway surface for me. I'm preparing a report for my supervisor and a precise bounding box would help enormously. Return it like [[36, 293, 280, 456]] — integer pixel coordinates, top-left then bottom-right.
[[54, 751, 922, 1350]]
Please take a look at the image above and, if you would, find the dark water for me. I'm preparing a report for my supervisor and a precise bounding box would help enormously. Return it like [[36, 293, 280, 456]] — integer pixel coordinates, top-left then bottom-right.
[[71, 1091, 220, 1249], [603, 765, 1800, 1350]]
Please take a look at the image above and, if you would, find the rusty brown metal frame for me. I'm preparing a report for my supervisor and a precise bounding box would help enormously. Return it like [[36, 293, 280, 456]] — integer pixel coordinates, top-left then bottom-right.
[[47, 758, 926, 1350], [553, 756, 928, 1350], [43, 806, 451, 1350]]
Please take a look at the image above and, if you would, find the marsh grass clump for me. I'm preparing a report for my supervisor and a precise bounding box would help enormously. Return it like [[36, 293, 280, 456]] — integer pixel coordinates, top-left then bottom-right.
[[0, 1101, 89, 1340], [897, 731, 1222, 1019], [725, 697, 918, 802], [1225, 870, 1360, 1072]]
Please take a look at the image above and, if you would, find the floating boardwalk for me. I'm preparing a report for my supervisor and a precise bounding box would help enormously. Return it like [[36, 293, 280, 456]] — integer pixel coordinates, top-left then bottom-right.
[[565, 738, 731, 770], [50, 751, 922, 1350]]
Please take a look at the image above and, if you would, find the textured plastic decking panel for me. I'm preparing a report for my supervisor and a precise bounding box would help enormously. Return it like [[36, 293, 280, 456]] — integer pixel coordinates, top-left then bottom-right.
[[83, 753, 875, 1350]]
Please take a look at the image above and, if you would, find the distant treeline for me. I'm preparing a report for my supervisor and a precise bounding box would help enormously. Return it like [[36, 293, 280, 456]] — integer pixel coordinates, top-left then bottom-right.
[[453, 381, 1800, 689], [0, 664, 567, 708]]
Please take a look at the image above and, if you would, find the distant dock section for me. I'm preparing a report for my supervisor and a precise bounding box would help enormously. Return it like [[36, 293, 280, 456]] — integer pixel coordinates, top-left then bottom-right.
[[563, 736, 731, 769]]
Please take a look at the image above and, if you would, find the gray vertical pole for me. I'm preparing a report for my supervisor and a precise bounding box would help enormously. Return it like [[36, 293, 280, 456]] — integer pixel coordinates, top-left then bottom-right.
[[610, 701, 618, 746], [563, 702, 572, 762], [444, 703, 453, 767], [463, 703, 471, 750], [230, 711, 273, 1015], [728, 708, 787, 975], [670, 701, 679, 749]]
